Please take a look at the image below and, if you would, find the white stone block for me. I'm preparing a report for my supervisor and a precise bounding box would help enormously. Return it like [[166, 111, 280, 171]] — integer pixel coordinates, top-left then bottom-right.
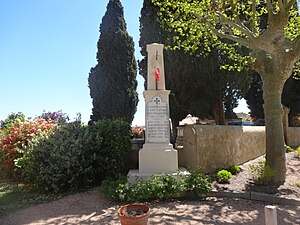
[[139, 143, 178, 174], [265, 205, 278, 225]]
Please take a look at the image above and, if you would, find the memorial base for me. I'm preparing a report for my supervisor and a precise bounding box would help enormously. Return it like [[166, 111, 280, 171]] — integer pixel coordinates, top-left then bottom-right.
[[127, 142, 182, 185], [127, 167, 189, 185], [138, 143, 178, 174]]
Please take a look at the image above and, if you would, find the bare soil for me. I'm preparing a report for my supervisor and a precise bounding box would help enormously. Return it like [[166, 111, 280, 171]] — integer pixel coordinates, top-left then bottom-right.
[[0, 152, 299, 225]]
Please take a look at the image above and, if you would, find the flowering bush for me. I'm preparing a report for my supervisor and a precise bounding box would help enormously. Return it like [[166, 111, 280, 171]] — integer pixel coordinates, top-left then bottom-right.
[[0, 112, 25, 138], [0, 118, 55, 178], [17, 119, 132, 192], [131, 126, 145, 139], [39, 110, 69, 124]]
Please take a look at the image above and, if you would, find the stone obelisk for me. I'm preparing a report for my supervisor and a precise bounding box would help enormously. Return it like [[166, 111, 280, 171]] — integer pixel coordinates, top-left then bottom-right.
[[128, 43, 178, 184]]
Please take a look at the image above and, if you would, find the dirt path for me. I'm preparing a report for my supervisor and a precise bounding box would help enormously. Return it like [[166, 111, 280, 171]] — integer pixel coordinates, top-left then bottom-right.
[[1, 152, 299, 225], [0, 187, 299, 225]]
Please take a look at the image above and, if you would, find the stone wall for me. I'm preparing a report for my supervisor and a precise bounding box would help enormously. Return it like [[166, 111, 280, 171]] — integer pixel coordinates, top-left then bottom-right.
[[176, 125, 300, 173], [130, 126, 300, 172], [287, 127, 300, 147], [176, 125, 266, 173]]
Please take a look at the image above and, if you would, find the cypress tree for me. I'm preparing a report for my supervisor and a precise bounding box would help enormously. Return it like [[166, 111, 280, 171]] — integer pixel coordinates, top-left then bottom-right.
[[244, 72, 265, 120], [88, 0, 138, 124]]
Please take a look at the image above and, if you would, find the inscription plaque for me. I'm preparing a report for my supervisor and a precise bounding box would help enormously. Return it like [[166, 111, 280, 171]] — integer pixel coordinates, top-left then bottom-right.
[[146, 96, 169, 143]]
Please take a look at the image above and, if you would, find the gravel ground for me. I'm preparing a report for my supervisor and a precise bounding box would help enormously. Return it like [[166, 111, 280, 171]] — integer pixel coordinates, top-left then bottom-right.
[[213, 152, 300, 199], [0, 152, 299, 225], [0, 187, 299, 225]]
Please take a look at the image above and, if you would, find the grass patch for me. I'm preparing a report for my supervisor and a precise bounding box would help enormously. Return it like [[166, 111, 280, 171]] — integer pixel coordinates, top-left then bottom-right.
[[0, 179, 62, 217]]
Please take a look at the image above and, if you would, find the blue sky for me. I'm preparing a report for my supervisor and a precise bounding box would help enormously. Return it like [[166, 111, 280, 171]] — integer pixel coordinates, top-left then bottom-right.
[[0, 0, 248, 125]]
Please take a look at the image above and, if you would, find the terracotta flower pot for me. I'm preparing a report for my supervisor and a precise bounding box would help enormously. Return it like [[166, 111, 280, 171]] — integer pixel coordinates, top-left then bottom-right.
[[118, 204, 150, 225]]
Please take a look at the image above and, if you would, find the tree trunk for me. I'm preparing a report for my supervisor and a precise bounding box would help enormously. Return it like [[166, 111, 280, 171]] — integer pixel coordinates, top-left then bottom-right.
[[213, 96, 225, 125], [262, 76, 286, 185]]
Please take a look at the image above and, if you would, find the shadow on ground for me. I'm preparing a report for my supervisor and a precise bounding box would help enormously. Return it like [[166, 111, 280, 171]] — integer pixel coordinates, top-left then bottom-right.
[[0, 188, 299, 225]]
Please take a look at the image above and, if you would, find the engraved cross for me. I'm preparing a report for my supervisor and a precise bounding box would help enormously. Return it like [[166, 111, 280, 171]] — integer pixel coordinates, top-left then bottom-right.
[[154, 97, 160, 105]]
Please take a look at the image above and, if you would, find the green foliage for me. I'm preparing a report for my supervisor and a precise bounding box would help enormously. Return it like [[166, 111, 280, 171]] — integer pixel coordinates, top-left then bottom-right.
[[184, 169, 211, 198], [153, 0, 299, 59], [89, 0, 138, 124], [216, 170, 232, 183], [0, 112, 25, 138], [132, 175, 183, 201], [89, 118, 132, 178], [0, 118, 55, 179], [294, 146, 300, 158], [248, 160, 275, 185], [153, 0, 299, 185], [139, 0, 250, 126], [100, 171, 211, 202], [227, 165, 240, 175], [100, 177, 130, 202], [285, 145, 294, 152], [0, 112, 25, 129], [16, 121, 88, 191], [16, 119, 131, 192]]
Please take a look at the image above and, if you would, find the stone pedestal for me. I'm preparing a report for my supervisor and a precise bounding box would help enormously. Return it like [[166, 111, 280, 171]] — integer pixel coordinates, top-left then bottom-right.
[[128, 43, 180, 184], [139, 90, 178, 174]]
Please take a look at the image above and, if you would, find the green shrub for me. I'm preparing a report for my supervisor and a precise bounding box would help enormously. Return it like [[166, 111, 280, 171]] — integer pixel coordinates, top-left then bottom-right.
[[227, 165, 240, 175], [100, 171, 211, 202], [100, 177, 131, 201], [184, 170, 211, 197], [216, 170, 232, 183], [90, 119, 132, 178], [134, 174, 183, 201], [16, 119, 132, 192]]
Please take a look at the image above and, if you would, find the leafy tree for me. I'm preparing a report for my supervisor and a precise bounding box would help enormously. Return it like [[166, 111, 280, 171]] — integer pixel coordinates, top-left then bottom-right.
[[89, 0, 138, 124], [154, 0, 300, 184], [0, 112, 25, 129], [140, 0, 250, 127]]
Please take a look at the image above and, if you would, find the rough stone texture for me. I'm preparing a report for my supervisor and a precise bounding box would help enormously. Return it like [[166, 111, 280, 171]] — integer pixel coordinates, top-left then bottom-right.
[[287, 127, 300, 147], [177, 125, 266, 173]]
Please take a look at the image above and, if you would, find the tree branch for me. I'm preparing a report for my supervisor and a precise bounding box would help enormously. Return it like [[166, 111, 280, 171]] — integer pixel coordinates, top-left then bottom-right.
[[266, 0, 274, 18], [210, 26, 254, 49], [217, 12, 257, 40], [278, 0, 285, 12], [286, 0, 297, 11]]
